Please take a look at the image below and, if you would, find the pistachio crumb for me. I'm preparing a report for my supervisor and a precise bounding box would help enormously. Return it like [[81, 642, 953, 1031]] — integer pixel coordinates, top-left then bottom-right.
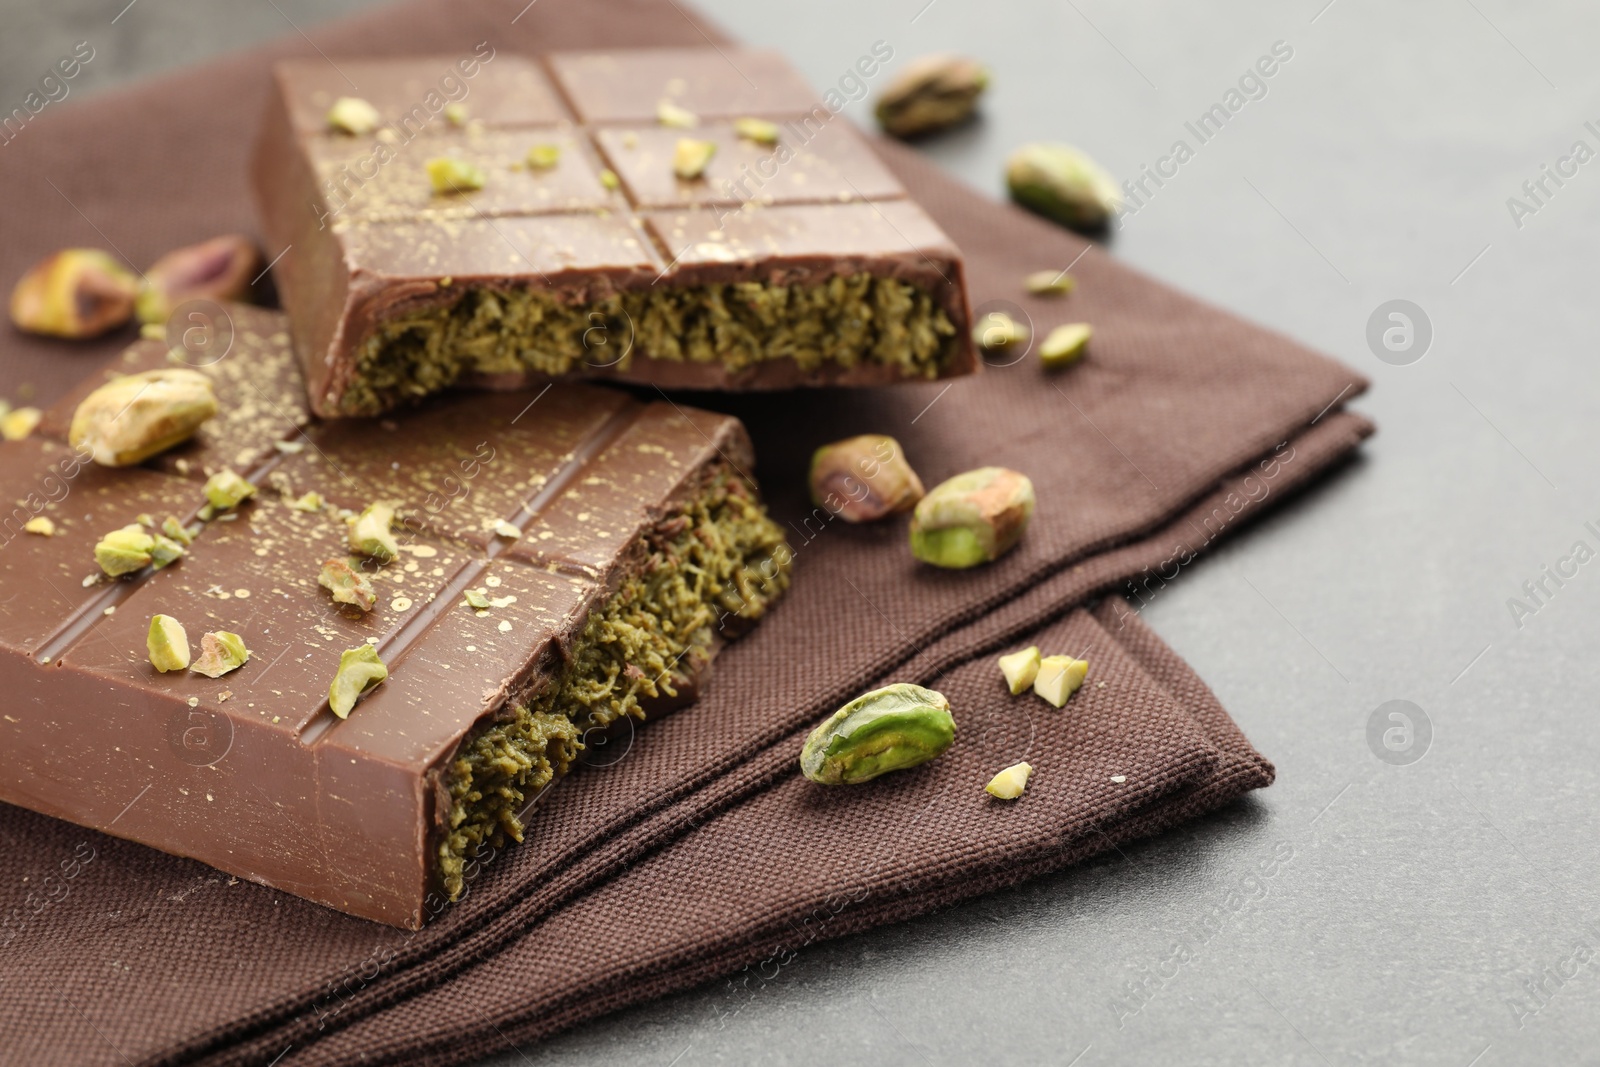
[[1024, 270, 1076, 296], [598, 168, 621, 191], [202, 468, 256, 510], [327, 96, 381, 136], [348, 502, 399, 561], [526, 143, 561, 169], [656, 100, 698, 128], [443, 102, 469, 127], [986, 762, 1033, 800], [22, 516, 53, 537], [425, 157, 487, 195], [732, 117, 780, 145]]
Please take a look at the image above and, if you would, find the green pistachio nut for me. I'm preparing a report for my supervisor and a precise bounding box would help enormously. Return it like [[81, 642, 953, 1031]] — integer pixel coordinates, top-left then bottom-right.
[[349, 502, 399, 561], [800, 682, 955, 785], [191, 631, 250, 678], [203, 468, 256, 510], [732, 117, 780, 145], [1024, 270, 1076, 297], [327, 96, 381, 136], [1034, 655, 1088, 707], [69, 368, 218, 467], [1039, 323, 1091, 368], [673, 138, 717, 180], [874, 54, 989, 139], [526, 143, 561, 169], [147, 614, 190, 673], [656, 99, 699, 128], [95, 525, 156, 577], [319, 558, 378, 612], [426, 157, 487, 195], [329, 644, 388, 718], [1005, 142, 1122, 230], [909, 467, 1035, 568], [148, 533, 186, 570], [997, 646, 1041, 695], [986, 761, 1033, 799], [809, 434, 925, 523], [972, 311, 1029, 355]]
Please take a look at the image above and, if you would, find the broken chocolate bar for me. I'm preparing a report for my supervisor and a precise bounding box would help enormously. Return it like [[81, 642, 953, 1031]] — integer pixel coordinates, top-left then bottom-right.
[[0, 306, 790, 928], [252, 48, 975, 417]]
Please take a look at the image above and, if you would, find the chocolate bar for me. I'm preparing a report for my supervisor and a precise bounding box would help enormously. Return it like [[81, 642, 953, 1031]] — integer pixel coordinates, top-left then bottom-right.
[[0, 306, 790, 927], [252, 48, 975, 417]]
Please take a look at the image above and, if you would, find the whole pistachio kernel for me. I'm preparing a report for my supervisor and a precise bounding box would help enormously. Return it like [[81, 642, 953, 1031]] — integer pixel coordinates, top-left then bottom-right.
[[190, 630, 250, 678], [526, 143, 561, 169], [349, 502, 399, 561], [732, 117, 780, 145], [426, 157, 488, 195], [203, 468, 256, 510], [319, 558, 377, 612], [135, 235, 261, 325], [656, 99, 699, 128], [972, 311, 1029, 355], [69, 368, 218, 467], [809, 434, 925, 524], [9, 249, 139, 339], [328, 644, 388, 718], [1006, 142, 1123, 230], [997, 646, 1041, 695], [1034, 655, 1088, 708], [909, 467, 1036, 569], [326, 96, 381, 136], [95, 525, 155, 577], [874, 53, 989, 139], [1024, 270, 1076, 297], [800, 683, 956, 785], [673, 138, 717, 180], [985, 761, 1033, 800], [147, 614, 191, 673], [1039, 323, 1091, 368]]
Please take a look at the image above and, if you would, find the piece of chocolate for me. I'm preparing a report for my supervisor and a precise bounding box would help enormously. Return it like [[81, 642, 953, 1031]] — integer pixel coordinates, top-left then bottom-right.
[[0, 308, 790, 928], [252, 49, 975, 417]]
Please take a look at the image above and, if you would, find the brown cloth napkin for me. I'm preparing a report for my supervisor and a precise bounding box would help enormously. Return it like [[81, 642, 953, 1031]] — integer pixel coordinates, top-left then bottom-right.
[[0, 1, 1372, 1064]]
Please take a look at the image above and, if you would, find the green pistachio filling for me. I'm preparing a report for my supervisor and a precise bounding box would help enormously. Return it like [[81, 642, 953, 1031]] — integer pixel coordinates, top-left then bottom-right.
[[344, 274, 956, 415], [436, 468, 791, 900]]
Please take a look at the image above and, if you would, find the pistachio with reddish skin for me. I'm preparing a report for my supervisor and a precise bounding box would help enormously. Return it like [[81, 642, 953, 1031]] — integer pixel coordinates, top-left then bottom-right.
[[190, 631, 250, 678], [202, 468, 256, 511], [909, 467, 1035, 568], [135, 235, 261, 325], [874, 54, 989, 139], [69, 368, 218, 467], [809, 434, 925, 523], [319, 558, 377, 612], [10, 249, 139, 338]]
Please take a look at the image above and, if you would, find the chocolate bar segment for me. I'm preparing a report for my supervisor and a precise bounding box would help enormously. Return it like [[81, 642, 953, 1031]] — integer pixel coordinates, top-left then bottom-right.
[[3, 309, 790, 927], [252, 47, 975, 417]]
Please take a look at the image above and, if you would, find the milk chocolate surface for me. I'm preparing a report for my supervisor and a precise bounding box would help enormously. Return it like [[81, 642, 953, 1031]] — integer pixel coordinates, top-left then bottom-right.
[[252, 49, 975, 417], [0, 308, 786, 928]]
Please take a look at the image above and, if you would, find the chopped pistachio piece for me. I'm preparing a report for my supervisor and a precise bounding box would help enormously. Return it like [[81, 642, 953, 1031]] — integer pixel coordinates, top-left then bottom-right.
[[1024, 270, 1076, 296], [22, 516, 53, 537], [328, 644, 388, 718], [191, 631, 250, 678], [140, 322, 165, 340], [673, 138, 717, 180], [1034, 655, 1088, 707], [800, 683, 955, 785], [136, 513, 154, 528], [9, 250, 138, 338], [288, 491, 324, 512], [348, 502, 399, 561], [491, 519, 521, 539], [319, 558, 377, 612], [656, 99, 698, 128], [599, 168, 621, 191], [425, 157, 487, 195], [1039, 323, 1091, 368], [95, 525, 155, 577], [910, 467, 1035, 569], [972, 311, 1029, 354], [147, 614, 190, 673], [526, 143, 561, 169], [326, 96, 381, 136], [732, 116, 780, 145], [148, 533, 186, 570], [985, 761, 1033, 799], [1, 407, 41, 441], [443, 102, 469, 127], [463, 588, 491, 610], [202, 468, 256, 510], [161, 516, 193, 545], [997, 646, 1041, 695]]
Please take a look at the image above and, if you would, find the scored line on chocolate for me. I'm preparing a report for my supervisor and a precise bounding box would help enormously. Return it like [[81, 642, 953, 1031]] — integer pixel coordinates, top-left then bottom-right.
[[295, 399, 646, 746]]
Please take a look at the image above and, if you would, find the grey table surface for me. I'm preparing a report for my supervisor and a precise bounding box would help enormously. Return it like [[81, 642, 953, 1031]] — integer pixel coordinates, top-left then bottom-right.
[[5, 1, 1597, 1064]]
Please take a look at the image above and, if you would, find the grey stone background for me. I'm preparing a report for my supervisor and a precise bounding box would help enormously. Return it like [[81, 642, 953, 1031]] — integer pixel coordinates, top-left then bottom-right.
[[5, 1, 1599, 1064]]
